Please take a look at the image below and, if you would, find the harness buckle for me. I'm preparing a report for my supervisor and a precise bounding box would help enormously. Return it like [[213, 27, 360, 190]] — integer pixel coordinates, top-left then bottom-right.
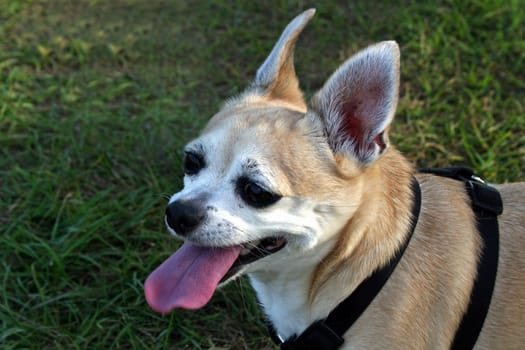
[[465, 176, 503, 216]]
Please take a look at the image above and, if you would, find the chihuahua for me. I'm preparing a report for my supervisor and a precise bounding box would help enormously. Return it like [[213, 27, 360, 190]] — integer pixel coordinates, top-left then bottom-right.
[[145, 9, 524, 349]]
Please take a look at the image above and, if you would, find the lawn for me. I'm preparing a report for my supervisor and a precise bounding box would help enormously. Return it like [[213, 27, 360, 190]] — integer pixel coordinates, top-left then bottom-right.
[[0, 0, 523, 349]]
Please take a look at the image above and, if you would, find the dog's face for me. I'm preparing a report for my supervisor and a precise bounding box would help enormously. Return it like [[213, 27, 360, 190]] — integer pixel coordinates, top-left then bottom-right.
[[145, 9, 400, 313], [167, 102, 360, 277]]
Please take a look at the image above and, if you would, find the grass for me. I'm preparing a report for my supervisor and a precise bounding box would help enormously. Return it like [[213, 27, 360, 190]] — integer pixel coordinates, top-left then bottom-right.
[[0, 0, 523, 349]]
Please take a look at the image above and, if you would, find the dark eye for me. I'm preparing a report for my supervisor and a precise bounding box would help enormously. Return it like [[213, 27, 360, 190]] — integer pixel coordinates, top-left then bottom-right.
[[183, 152, 204, 175], [239, 178, 281, 208]]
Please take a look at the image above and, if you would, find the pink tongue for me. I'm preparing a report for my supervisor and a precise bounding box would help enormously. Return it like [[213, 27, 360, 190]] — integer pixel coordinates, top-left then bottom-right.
[[144, 242, 241, 313]]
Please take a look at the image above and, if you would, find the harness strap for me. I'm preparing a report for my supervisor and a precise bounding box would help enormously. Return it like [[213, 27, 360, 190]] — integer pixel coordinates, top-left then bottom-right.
[[419, 167, 503, 215], [267, 167, 502, 350], [420, 167, 502, 349], [274, 178, 422, 350]]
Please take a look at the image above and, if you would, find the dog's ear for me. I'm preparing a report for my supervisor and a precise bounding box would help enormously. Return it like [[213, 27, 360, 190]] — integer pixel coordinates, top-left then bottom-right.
[[249, 9, 315, 110], [311, 41, 400, 165]]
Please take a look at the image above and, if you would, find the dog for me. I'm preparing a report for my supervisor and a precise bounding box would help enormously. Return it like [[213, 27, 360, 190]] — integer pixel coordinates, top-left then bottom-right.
[[145, 9, 525, 349]]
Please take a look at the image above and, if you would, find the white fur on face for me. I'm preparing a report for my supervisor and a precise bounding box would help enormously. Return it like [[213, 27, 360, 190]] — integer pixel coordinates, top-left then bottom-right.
[[168, 112, 356, 272]]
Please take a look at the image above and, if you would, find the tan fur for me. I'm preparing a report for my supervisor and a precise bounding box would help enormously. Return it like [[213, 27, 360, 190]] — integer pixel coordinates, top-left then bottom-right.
[[203, 96, 525, 348], [239, 13, 524, 347], [310, 150, 415, 302], [207, 96, 525, 348], [241, 54, 521, 350], [340, 172, 525, 349], [172, 9, 525, 348], [307, 152, 485, 348]]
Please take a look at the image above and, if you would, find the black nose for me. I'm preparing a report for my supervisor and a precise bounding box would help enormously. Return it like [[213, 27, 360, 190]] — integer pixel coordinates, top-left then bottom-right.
[[165, 200, 206, 236]]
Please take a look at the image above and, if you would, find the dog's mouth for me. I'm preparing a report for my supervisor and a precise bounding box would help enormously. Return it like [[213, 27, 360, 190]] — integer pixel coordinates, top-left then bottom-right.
[[144, 236, 286, 313], [221, 236, 287, 283]]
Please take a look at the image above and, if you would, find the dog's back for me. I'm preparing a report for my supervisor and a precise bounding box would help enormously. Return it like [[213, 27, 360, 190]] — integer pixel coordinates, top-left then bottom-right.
[[341, 176, 525, 349], [479, 183, 525, 348]]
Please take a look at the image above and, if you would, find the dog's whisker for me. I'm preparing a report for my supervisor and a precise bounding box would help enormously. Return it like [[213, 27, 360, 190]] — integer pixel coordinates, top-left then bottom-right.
[[244, 241, 267, 254]]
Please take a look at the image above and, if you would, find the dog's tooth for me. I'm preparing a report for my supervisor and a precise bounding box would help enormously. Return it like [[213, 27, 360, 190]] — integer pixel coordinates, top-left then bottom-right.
[[240, 247, 251, 256]]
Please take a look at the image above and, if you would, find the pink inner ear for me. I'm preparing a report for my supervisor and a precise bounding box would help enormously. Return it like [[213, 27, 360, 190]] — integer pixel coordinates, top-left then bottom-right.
[[340, 84, 387, 155], [374, 132, 386, 150], [341, 101, 365, 147], [341, 100, 377, 153]]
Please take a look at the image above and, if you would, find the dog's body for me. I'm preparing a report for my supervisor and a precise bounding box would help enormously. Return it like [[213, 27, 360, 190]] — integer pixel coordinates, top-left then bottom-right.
[[145, 9, 525, 349]]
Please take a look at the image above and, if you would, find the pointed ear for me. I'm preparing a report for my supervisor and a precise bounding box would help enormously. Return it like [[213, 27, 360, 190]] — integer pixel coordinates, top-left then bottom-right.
[[250, 9, 315, 109], [311, 41, 400, 165]]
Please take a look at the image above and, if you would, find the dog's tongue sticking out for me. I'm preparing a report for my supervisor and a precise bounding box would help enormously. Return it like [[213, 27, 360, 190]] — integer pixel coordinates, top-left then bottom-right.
[[144, 242, 241, 313]]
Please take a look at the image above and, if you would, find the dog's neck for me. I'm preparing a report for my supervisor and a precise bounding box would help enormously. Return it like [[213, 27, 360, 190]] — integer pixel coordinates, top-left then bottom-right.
[[249, 150, 415, 340], [249, 238, 337, 338]]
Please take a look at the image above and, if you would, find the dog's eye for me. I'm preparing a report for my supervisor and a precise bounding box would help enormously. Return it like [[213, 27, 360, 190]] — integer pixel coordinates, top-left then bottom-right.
[[239, 178, 281, 208], [183, 152, 204, 175]]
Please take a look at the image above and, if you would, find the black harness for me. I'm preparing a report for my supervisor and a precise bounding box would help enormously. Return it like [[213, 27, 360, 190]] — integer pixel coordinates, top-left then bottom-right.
[[268, 167, 503, 350]]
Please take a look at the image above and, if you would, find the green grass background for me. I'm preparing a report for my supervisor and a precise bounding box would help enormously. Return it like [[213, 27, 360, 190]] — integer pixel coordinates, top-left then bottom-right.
[[1, 0, 523, 349]]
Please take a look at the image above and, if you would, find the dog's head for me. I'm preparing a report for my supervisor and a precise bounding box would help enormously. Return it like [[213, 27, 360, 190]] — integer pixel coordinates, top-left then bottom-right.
[[145, 9, 400, 313]]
